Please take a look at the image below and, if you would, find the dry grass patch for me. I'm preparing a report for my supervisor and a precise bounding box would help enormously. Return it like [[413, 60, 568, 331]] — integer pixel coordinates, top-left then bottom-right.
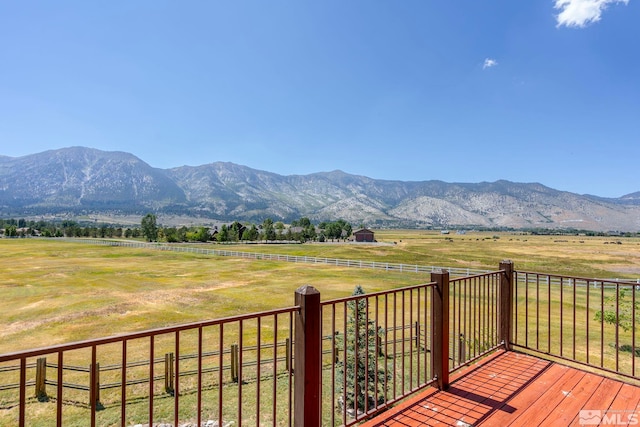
[[0, 239, 428, 354], [2, 233, 640, 426], [2, 232, 639, 354]]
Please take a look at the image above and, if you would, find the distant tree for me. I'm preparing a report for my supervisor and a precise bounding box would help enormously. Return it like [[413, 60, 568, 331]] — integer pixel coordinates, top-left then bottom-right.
[[164, 227, 179, 243], [298, 217, 312, 228], [194, 226, 210, 242], [323, 219, 352, 240], [229, 221, 244, 241], [177, 226, 188, 242], [262, 218, 276, 241], [275, 222, 285, 240], [217, 225, 230, 242], [325, 222, 341, 240], [337, 219, 352, 239], [303, 224, 316, 241], [185, 226, 209, 242], [141, 213, 158, 242], [64, 221, 81, 237], [242, 224, 259, 241], [5, 225, 17, 237]]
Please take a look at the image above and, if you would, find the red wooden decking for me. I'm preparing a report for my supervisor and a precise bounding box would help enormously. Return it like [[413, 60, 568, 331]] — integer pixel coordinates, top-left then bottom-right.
[[361, 351, 640, 426]]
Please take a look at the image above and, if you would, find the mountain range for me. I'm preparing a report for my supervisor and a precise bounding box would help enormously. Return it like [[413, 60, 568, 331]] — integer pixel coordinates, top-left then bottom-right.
[[1, 147, 639, 231]]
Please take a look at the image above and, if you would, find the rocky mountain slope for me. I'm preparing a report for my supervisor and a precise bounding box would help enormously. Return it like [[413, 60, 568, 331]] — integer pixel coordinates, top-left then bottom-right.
[[1, 147, 638, 231]]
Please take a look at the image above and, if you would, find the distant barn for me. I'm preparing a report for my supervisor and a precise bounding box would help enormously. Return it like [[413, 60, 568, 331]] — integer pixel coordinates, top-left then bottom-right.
[[353, 228, 375, 242]]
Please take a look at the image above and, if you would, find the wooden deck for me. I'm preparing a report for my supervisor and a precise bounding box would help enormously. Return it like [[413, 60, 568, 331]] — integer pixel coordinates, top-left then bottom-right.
[[361, 351, 640, 426]]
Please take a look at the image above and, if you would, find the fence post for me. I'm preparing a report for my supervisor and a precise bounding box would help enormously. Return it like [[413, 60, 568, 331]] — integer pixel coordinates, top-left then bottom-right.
[[499, 260, 514, 351], [96, 363, 100, 406], [294, 285, 321, 427], [431, 269, 450, 390], [90, 362, 101, 407], [285, 338, 291, 372], [414, 322, 420, 348], [230, 344, 239, 382], [284, 338, 291, 372], [458, 334, 466, 365], [165, 353, 175, 394], [35, 357, 47, 400]]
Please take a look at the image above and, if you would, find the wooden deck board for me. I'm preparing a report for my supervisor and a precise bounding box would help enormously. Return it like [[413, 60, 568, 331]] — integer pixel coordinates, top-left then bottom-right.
[[477, 363, 569, 425], [597, 383, 640, 427], [485, 364, 586, 426], [546, 371, 604, 426], [567, 377, 623, 426], [361, 351, 640, 427]]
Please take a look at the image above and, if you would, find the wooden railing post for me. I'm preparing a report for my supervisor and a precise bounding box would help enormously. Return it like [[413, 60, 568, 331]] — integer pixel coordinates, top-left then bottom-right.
[[500, 260, 514, 351], [294, 285, 321, 427], [285, 338, 291, 372], [35, 357, 47, 400], [458, 333, 466, 365], [431, 269, 450, 390], [164, 353, 175, 394], [230, 344, 239, 382], [90, 362, 100, 407]]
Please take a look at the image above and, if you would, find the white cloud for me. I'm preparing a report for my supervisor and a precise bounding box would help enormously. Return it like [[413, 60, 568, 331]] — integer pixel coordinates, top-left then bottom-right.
[[483, 58, 498, 70], [554, 0, 629, 28]]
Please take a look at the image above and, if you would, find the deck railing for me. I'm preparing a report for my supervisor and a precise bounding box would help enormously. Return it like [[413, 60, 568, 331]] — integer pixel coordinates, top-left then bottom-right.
[[511, 271, 640, 381], [319, 281, 436, 426], [450, 269, 505, 371], [3, 259, 638, 426], [0, 306, 298, 427]]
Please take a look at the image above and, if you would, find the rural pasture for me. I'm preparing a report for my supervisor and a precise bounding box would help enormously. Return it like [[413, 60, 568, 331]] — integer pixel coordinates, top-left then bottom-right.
[[1, 230, 639, 354], [1, 231, 640, 426]]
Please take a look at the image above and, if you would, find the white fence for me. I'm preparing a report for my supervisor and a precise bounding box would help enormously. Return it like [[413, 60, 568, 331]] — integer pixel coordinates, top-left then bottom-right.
[[64, 238, 490, 277], [59, 238, 640, 284]]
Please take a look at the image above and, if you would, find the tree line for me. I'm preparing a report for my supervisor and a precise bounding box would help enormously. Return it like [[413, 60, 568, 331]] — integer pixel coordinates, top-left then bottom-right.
[[140, 214, 353, 243], [1, 218, 135, 239], [1, 216, 354, 244]]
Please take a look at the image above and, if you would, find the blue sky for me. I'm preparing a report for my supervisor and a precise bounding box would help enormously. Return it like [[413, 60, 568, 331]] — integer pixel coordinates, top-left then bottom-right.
[[1, 1, 638, 198]]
